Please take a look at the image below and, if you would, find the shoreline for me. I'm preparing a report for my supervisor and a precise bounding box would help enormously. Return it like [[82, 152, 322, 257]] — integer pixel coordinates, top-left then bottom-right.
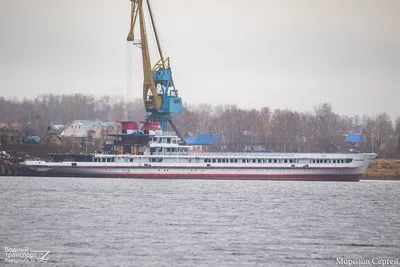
[[361, 176, 400, 181], [365, 158, 400, 181]]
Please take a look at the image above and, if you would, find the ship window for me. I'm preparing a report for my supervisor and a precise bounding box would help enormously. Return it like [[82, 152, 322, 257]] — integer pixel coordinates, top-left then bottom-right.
[[274, 159, 277, 163], [167, 148, 170, 152], [212, 159, 216, 163], [284, 159, 288, 163], [234, 159, 238, 163], [111, 158, 115, 162], [130, 158, 133, 162], [346, 159, 353, 163], [242, 159, 245, 163], [268, 159, 272, 163], [218, 159, 221, 163]]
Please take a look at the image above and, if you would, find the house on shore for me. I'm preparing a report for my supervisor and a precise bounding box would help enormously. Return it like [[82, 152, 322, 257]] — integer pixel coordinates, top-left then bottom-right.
[[61, 120, 120, 150], [61, 120, 120, 138]]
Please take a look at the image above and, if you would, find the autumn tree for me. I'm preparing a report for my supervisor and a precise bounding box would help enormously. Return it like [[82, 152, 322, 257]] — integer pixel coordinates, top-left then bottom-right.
[[374, 113, 393, 151]]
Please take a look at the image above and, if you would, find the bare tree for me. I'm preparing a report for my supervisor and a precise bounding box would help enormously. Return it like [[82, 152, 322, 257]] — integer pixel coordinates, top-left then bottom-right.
[[374, 113, 393, 151], [395, 116, 400, 135], [0, 94, 398, 156]]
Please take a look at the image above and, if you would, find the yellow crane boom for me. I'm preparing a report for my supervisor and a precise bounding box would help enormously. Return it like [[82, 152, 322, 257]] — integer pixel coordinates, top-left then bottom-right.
[[127, 0, 161, 110]]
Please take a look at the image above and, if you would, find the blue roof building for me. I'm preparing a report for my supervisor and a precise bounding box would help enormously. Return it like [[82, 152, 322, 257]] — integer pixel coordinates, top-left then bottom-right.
[[185, 133, 223, 145], [345, 134, 364, 143]]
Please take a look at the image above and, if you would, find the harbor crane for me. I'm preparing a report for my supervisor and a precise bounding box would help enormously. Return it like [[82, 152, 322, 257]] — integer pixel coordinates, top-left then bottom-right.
[[127, 0, 185, 142]]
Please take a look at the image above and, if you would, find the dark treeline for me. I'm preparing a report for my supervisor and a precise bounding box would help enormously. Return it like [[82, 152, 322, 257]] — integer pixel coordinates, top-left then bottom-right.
[[0, 94, 399, 156]]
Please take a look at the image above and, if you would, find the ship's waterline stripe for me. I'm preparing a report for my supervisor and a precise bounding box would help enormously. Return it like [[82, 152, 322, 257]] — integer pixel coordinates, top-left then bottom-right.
[[27, 165, 359, 170], [29, 172, 363, 180]]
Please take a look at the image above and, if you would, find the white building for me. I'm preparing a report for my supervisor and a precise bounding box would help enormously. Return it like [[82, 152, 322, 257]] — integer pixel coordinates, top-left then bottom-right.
[[61, 120, 120, 139]]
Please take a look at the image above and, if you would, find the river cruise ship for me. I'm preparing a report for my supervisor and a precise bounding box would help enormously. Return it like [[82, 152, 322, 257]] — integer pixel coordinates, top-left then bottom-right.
[[24, 132, 376, 181]]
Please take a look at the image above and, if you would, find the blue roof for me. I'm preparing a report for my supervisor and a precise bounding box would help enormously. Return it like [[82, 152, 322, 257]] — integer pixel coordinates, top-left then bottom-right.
[[345, 134, 364, 143], [185, 136, 197, 144], [186, 133, 222, 145]]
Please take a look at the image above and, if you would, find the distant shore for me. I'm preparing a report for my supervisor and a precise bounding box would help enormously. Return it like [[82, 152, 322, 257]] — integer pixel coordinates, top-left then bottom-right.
[[363, 158, 400, 180]]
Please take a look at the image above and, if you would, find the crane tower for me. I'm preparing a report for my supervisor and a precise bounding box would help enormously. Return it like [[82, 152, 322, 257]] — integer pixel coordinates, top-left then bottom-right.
[[126, 0, 184, 141]]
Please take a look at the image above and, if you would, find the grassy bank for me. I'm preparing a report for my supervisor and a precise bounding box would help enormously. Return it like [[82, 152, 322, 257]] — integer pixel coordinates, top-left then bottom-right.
[[364, 158, 400, 180]]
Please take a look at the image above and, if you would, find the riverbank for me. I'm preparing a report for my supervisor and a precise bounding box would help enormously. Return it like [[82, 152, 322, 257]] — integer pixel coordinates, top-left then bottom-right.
[[363, 158, 400, 180]]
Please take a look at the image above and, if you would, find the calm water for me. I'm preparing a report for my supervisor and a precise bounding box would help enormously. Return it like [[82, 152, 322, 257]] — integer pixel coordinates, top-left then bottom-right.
[[0, 177, 399, 267]]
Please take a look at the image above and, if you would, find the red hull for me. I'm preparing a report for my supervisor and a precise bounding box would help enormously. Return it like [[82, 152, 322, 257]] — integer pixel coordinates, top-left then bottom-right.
[[37, 172, 363, 181]]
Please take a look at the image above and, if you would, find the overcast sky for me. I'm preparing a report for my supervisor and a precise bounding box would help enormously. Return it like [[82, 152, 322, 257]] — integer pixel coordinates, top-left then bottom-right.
[[0, 0, 399, 119]]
